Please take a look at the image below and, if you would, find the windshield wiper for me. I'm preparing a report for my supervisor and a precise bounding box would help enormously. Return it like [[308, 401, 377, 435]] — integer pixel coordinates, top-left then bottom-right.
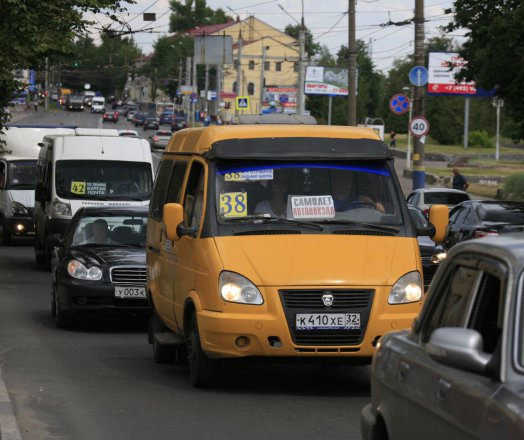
[[315, 219, 400, 233], [222, 215, 323, 230]]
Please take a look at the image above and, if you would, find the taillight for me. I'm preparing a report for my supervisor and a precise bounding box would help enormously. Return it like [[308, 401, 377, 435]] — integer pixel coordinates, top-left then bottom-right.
[[153, 136, 158, 141], [474, 230, 499, 238], [423, 208, 429, 216]]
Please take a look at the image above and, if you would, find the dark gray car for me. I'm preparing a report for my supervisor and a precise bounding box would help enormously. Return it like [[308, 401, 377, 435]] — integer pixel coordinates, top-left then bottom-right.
[[361, 234, 524, 440]]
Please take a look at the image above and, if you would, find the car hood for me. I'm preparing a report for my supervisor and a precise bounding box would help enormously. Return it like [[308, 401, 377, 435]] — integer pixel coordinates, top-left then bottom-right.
[[213, 235, 419, 287], [66, 246, 145, 266]]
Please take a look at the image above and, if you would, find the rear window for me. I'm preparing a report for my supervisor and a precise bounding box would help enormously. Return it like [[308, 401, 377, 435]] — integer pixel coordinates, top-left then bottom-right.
[[478, 203, 524, 223], [425, 192, 470, 205]]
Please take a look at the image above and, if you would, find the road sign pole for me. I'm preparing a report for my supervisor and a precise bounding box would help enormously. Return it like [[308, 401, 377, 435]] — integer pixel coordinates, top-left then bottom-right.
[[412, 0, 425, 190], [328, 96, 332, 125], [407, 92, 413, 168]]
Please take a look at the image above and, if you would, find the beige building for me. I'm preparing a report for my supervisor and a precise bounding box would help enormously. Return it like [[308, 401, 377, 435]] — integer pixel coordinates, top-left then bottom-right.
[[189, 16, 300, 115]]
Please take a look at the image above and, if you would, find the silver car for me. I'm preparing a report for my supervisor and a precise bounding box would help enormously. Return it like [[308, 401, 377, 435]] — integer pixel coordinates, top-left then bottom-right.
[[406, 187, 470, 216], [361, 234, 524, 440]]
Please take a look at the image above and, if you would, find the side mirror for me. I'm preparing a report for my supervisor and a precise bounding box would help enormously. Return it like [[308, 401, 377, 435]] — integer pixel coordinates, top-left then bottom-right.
[[35, 185, 49, 202], [426, 327, 491, 375], [428, 204, 449, 243], [163, 203, 184, 241]]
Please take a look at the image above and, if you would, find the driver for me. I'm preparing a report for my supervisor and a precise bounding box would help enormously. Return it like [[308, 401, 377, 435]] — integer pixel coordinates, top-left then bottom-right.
[[331, 170, 385, 213]]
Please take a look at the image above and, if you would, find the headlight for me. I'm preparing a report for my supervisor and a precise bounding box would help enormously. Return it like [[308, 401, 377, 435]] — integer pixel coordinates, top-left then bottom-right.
[[52, 199, 72, 216], [219, 271, 263, 305], [431, 251, 447, 264], [12, 201, 28, 215], [67, 260, 102, 281], [388, 271, 423, 304]]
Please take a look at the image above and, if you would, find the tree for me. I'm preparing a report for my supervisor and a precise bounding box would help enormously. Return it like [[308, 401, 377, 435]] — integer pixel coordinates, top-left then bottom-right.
[[445, 0, 524, 137], [169, 0, 228, 33], [284, 24, 321, 59], [0, 0, 128, 131]]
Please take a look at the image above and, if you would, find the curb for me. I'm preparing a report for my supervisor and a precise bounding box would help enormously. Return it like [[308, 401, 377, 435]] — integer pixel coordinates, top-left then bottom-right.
[[0, 367, 22, 440]]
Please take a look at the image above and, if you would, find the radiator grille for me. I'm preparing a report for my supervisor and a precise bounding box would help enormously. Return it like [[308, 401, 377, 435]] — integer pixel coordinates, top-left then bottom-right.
[[279, 289, 374, 346], [110, 266, 147, 285]]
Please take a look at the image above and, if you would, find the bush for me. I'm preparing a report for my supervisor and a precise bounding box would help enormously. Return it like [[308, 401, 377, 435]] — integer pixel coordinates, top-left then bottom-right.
[[502, 173, 524, 200], [468, 130, 493, 148]]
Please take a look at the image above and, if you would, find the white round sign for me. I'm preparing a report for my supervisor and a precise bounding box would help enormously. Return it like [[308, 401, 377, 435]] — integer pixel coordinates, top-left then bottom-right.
[[84, 83, 91, 90], [409, 116, 430, 138]]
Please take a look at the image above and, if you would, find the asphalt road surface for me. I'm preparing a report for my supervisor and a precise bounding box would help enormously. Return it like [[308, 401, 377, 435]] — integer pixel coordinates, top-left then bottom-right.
[[1, 108, 370, 440]]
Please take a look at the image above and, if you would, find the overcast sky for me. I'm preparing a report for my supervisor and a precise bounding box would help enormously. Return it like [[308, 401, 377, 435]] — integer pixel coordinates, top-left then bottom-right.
[[89, 0, 465, 73]]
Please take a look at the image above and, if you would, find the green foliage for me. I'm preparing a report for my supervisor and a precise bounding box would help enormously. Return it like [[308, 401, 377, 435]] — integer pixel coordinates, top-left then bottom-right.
[[502, 173, 524, 200], [445, 1, 524, 139], [468, 130, 493, 148], [0, 0, 129, 130], [169, 0, 228, 32], [284, 24, 321, 59]]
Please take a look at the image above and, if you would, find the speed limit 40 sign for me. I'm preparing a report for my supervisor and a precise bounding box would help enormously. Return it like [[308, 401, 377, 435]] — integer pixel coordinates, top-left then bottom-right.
[[409, 116, 430, 138]]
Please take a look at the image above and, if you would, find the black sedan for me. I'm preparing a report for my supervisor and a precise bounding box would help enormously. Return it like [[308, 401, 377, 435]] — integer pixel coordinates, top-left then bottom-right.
[[102, 111, 119, 123], [50, 206, 150, 328], [446, 200, 524, 249], [408, 205, 447, 290], [171, 116, 187, 132], [143, 117, 160, 131]]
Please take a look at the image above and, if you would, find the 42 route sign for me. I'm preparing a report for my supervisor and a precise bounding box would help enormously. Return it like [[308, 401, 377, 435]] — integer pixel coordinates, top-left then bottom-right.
[[409, 116, 430, 138]]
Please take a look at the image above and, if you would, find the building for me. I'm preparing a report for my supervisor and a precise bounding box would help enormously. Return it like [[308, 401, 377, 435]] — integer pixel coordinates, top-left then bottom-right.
[[187, 16, 300, 116]]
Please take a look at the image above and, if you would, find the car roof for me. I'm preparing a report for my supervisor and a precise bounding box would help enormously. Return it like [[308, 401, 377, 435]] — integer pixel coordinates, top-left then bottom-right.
[[411, 187, 469, 195]]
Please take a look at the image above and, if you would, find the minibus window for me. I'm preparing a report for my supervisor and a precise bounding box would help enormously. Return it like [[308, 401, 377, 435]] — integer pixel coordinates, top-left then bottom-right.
[[215, 161, 402, 228], [7, 160, 37, 190], [55, 160, 152, 201]]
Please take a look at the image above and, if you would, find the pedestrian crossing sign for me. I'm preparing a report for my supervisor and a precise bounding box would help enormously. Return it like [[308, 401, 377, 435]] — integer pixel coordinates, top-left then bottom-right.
[[235, 96, 250, 111]]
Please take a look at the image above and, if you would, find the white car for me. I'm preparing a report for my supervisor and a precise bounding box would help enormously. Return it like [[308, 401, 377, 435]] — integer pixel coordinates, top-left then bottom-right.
[[406, 187, 470, 216], [118, 130, 139, 138]]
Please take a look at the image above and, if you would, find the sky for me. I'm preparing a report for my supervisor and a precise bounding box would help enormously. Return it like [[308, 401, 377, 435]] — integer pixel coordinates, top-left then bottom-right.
[[89, 0, 466, 74]]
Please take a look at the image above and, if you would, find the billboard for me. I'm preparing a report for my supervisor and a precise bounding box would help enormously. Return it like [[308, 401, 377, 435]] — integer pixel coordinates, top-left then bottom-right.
[[194, 35, 233, 65], [305, 66, 348, 96], [427, 52, 494, 97]]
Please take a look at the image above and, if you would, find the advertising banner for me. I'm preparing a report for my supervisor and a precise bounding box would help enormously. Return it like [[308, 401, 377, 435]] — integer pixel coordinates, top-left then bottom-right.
[[305, 66, 348, 96], [427, 52, 495, 97]]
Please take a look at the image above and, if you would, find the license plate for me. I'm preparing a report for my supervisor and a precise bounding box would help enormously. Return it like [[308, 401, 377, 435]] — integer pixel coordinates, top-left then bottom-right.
[[114, 286, 147, 299], [295, 313, 361, 330]]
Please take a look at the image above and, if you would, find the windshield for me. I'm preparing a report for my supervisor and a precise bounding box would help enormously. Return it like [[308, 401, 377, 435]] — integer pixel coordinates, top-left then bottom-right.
[[215, 160, 403, 229], [7, 160, 37, 189], [55, 160, 152, 201], [71, 214, 147, 246]]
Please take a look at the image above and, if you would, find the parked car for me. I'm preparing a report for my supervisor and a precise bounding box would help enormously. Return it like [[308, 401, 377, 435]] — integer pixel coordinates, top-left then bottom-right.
[[361, 234, 524, 440], [102, 111, 118, 123], [126, 110, 137, 122], [159, 111, 174, 125], [408, 205, 447, 290], [171, 116, 187, 132], [143, 117, 159, 131], [406, 187, 470, 215], [50, 206, 150, 328], [149, 130, 172, 150], [446, 200, 524, 249], [133, 111, 149, 127], [118, 129, 139, 138]]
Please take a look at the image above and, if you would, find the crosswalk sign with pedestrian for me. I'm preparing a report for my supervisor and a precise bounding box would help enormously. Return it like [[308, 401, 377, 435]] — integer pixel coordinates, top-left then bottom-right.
[[235, 96, 250, 111]]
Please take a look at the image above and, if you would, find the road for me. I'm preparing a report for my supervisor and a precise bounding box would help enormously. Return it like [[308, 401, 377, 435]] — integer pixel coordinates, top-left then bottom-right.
[[1, 108, 370, 440]]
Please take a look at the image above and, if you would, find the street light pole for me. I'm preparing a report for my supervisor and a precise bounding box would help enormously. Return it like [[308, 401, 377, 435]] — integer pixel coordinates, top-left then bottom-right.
[[403, 86, 414, 168], [492, 97, 504, 161]]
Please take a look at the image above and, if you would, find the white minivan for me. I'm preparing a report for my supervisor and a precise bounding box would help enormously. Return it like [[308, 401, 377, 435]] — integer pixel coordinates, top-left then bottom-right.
[[34, 128, 154, 266], [91, 96, 105, 113], [0, 125, 76, 244]]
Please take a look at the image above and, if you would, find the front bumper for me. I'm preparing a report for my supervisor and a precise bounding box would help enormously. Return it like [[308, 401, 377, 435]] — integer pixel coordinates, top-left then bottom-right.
[[196, 286, 421, 359], [57, 279, 151, 315], [360, 404, 383, 440], [5, 216, 35, 236]]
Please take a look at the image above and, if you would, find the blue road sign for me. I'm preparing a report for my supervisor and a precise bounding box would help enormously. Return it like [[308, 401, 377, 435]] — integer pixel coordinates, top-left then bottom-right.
[[279, 94, 289, 104], [409, 66, 429, 87], [389, 94, 410, 115]]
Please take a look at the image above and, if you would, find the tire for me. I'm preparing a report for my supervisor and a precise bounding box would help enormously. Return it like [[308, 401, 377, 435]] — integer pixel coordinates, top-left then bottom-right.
[[55, 296, 74, 329], [186, 313, 219, 388], [44, 241, 52, 271], [1, 219, 12, 245], [51, 286, 57, 317], [34, 231, 45, 263], [150, 311, 176, 364]]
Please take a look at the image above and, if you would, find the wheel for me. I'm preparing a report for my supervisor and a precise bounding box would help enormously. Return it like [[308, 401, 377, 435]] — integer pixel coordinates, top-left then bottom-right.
[[44, 241, 52, 271], [34, 232, 45, 263], [1, 219, 12, 245], [55, 296, 74, 329], [150, 311, 176, 364], [51, 286, 57, 317], [186, 313, 219, 387]]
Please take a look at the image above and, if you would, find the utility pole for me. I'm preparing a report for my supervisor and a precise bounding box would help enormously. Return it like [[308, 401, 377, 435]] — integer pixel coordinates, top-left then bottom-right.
[[235, 29, 243, 118], [204, 64, 209, 115], [185, 57, 191, 125], [297, 19, 306, 115], [44, 57, 49, 110], [412, 0, 426, 190], [192, 56, 197, 122], [347, 0, 357, 125], [259, 44, 267, 114]]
